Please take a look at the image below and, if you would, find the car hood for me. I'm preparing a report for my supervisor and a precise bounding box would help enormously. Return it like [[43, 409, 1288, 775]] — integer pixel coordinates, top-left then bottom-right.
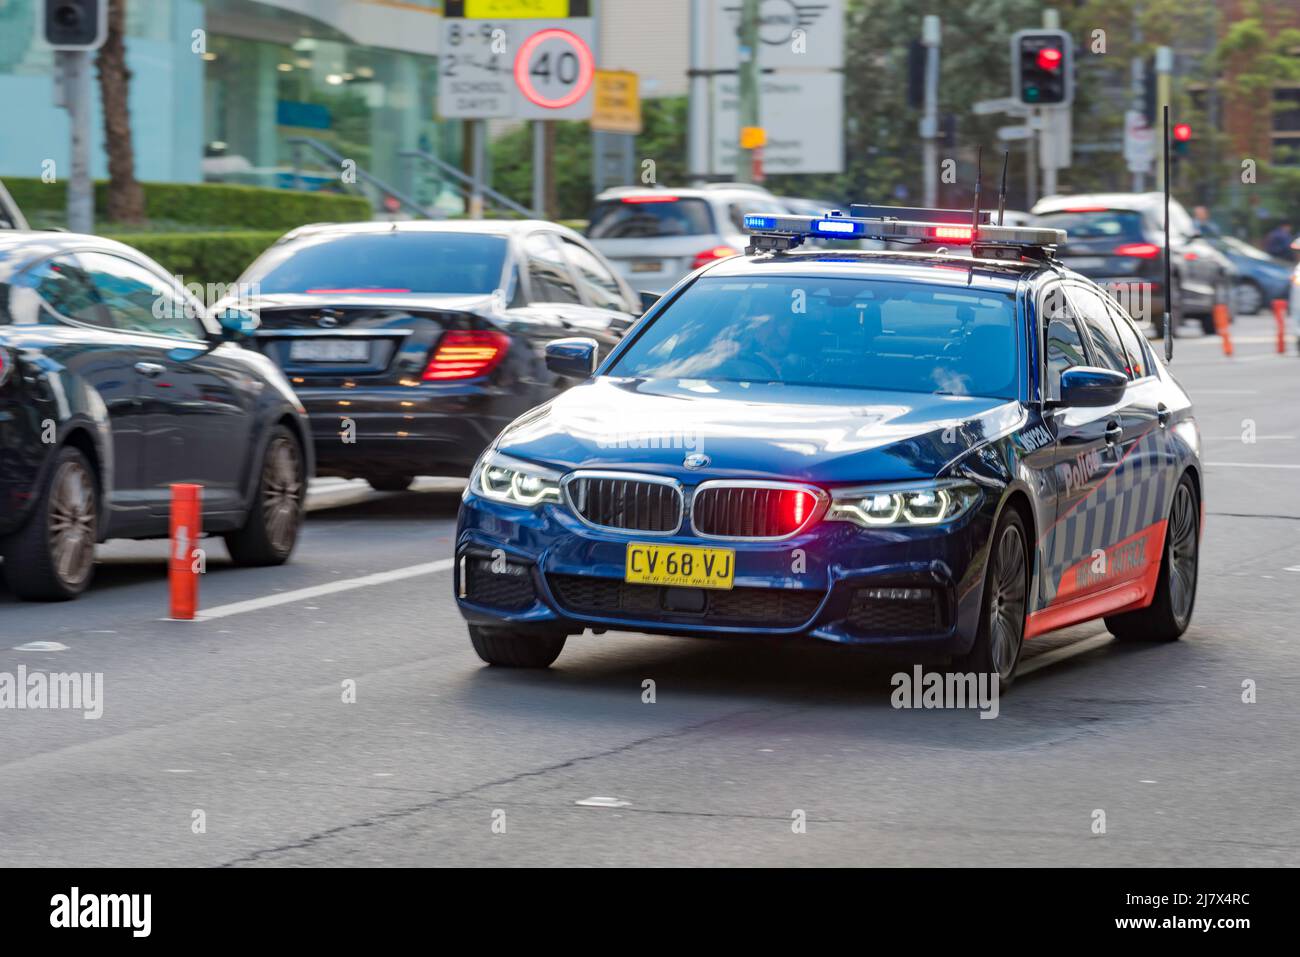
[[496, 377, 1024, 485]]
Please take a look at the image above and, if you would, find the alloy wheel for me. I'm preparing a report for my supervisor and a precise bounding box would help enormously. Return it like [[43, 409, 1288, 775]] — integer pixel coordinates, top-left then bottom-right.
[[261, 435, 303, 553], [47, 459, 96, 588], [1168, 483, 1198, 626], [987, 523, 1028, 678]]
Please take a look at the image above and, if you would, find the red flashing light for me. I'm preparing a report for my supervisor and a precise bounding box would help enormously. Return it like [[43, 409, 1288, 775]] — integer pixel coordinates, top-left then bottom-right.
[[788, 490, 811, 527], [1063, 205, 1109, 213], [621, 195, 679, 204], [1114, 242, 1161, 259], [932, 225, 973, 242], [423, 329, 510, 381], [690, 245, 738, 269], [1172, 123, 1192, 142], [1036, 47, 1063, 70]]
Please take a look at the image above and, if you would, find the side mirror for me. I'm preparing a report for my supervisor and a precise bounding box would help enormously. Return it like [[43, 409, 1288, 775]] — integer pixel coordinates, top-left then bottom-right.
[[638, 290, 661, 314], [216, 307, 259, 341], [1058, 366, 1128, 408], [545, 337, 599, 378]]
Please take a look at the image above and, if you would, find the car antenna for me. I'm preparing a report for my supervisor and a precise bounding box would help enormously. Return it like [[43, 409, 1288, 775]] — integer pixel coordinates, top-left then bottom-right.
[[967, 144, 982, 285], [1162, 104, 1174, 362], [996, 150, 1009, 226]]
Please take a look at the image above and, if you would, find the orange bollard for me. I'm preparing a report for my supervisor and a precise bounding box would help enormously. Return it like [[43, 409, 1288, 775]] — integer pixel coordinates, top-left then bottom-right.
[[169, 483, 202, 620], [1272, 299, 1288, 354], [1213, 303, 1233, 357]]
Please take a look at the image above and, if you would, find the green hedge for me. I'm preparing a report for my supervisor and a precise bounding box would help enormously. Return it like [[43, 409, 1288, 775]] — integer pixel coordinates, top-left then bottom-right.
[[101, 231, 283, 289], [3, 178, 370, 231]]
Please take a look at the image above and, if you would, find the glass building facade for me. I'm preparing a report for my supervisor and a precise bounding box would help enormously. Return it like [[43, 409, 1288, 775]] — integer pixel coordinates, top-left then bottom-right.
[[0, 0, 458, 208]]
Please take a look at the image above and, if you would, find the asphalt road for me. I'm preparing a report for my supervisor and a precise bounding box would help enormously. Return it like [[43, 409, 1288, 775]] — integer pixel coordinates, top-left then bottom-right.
[[1, 313, 1297, 867]]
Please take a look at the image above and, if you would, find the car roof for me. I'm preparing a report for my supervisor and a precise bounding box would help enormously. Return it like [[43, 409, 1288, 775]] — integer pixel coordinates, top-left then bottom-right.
[[276, 218, 581, 242], [701, 249, 1037, 292], [1032, 193, 1165, 214], [0, 230, 165, 279], [592, 185, 776, 204]]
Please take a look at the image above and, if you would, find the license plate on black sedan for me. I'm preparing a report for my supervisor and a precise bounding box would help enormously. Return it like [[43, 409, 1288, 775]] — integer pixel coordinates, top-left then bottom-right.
[[625, 542, 734, 590], [289, 340, 371, 362]]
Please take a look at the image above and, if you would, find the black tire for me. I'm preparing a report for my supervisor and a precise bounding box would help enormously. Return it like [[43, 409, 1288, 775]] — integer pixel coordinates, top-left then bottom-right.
[[366, 474, 415, 492], [1105, 474, 1199, 642], [1, 445, 98, 601], [224, 425, 306, 566], [468, 624, 566, 668], [957, 508, 1029, 690]]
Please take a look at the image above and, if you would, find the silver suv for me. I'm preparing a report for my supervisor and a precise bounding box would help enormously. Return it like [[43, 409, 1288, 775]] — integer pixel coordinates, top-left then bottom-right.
[[585, 184, 788, 293]]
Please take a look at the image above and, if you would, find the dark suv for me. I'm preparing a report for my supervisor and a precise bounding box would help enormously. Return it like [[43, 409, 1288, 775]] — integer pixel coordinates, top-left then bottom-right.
[[0, 233, 313, 600], [1033, 193, 1234, 335]]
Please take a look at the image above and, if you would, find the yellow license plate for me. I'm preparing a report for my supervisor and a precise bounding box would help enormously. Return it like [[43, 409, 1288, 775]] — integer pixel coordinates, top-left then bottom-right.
[[625, 543, 735, 590]]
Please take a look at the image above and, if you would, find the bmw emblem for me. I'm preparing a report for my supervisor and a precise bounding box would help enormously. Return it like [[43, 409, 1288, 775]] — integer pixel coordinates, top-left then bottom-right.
[[683, 452, 711, 470], [317, 311, 340, 328]]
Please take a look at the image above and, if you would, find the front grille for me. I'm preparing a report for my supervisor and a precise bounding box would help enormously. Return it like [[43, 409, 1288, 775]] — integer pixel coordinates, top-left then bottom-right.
[[548, 574, 822, 626], [565, 476, 682, 532], [692, 484, 819, 538], [844, 587, 942, 636], [462, 555, 537, 610]]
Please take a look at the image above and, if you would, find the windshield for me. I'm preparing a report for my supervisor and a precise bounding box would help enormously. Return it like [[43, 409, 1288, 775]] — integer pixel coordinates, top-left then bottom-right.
[[608, 275, 1021, 398], [1035, 208, 1145, 240], [587, 197, 714, 238], [242, 231, 508, 295]]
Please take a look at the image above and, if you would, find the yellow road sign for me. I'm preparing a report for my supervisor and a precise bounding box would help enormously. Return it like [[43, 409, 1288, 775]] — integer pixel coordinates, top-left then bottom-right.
[[591, 70, 642, 134]]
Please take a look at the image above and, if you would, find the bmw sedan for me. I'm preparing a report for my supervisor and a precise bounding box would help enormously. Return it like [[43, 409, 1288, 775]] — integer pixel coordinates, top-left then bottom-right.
[[0, 233, 313, 600], [227, 220, 641, 491], [453, 213, 1203, 687]]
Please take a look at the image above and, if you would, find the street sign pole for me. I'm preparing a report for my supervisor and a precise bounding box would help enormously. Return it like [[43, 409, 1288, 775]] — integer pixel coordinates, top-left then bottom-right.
[[920, 15, 941, 207], [735, 0, 759, 183], [57, 50, 94, 234], [533, 121, 545, 218], [687, 0, 709, 186]]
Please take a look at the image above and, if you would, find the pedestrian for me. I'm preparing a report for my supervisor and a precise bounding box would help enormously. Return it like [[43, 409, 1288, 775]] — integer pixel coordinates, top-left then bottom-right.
[[1265, 222, 1295, 261], [1193, 205, 1221, 238]]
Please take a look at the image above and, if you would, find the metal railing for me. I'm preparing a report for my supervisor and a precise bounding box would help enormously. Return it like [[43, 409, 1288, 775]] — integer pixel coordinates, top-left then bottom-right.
[[399, 148, 537, 219], [286, 137, 430, 219]]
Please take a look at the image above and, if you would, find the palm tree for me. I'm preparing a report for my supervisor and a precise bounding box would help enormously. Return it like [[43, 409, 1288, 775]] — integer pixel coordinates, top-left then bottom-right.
[[95, 0, 145, 224]]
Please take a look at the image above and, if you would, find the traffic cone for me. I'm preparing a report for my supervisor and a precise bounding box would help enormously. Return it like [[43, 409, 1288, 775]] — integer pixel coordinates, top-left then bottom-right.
[[1213, 302, 1233, 357], [1272, 299, 1288, 355], [169, 484, 202, 620]]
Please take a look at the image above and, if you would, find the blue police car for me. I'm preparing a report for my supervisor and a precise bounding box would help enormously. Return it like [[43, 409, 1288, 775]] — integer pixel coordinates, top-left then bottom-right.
[[453, 204, 1202, 686]]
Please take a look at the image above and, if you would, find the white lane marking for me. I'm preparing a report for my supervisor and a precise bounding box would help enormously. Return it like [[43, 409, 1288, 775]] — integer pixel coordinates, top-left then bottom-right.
[[1206, 462, 1300, 469], [1192, 389, 1260, 395], [1018, 632, 1113, 677], [1203, 435, 1294, 441], [191, 559, 454, 621], [576, 796, 631, 808], [12, 641, 69, 652]]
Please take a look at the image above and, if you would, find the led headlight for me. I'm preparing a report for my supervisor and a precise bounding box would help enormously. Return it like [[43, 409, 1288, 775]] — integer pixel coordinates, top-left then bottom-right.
[[473, 451, 563, 507], [826, 481, 980, 529]]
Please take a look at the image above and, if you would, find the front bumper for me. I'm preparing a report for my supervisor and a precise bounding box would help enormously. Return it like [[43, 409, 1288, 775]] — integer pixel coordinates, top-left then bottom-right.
[[453, 488, 997, 654]]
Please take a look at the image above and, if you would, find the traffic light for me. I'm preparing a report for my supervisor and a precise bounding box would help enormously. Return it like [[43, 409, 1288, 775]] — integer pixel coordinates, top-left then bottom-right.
[[42, 0, 106, 50], [1011, 29, 1073, 107], [907, 40, 925, 109], [1172, 122, 1192, 157]]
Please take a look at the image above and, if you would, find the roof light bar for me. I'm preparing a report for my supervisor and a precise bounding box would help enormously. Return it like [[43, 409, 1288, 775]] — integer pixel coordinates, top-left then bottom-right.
[[741, 205, 1066, 259]]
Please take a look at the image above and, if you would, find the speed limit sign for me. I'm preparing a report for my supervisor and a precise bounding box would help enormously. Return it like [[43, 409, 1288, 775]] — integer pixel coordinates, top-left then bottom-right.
[[512, 20, 596, 120]]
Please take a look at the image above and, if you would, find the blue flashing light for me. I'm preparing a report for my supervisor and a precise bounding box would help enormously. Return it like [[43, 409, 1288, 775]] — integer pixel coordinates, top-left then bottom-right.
[[743, 215, 776, 230], [813, 219, 862, 236]]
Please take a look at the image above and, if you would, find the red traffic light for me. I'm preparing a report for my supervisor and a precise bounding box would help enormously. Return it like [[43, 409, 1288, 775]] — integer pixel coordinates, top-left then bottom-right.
[[1035, 47, 1063, 70], [1172, 122, 1192, 142]]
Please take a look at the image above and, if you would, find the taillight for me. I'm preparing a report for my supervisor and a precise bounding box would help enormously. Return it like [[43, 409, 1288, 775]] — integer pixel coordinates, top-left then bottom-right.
[[691, 246, 738, 270], [1114, 242, 1160, 259], [422, 329, 510, 381]]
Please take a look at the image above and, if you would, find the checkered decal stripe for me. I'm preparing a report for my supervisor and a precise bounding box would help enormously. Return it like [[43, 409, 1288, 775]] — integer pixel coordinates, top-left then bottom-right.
[[1040, 427, 1176, 606]]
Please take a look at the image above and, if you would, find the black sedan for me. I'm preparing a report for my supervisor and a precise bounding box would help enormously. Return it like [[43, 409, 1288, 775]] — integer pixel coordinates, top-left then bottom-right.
[[225, 220, 641, 491], [0, 233, 313, 600]]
